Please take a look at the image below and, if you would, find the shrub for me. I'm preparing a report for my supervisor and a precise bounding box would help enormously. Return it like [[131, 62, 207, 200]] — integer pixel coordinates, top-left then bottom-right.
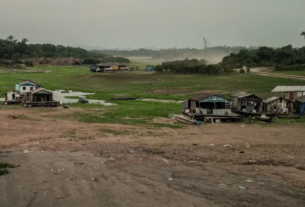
[[82, 58, 100, 64]]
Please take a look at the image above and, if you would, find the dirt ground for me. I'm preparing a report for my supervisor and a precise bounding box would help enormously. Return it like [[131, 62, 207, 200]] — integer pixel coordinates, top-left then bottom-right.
[[1, 108, 305, 207]]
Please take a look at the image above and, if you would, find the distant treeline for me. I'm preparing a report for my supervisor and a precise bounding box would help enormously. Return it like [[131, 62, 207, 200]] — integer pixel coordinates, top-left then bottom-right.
[[0, 36, 129, 67], [154, 59, 228, 75], [220, 45, 305, 71], [97, 47, 250, 60], [154, 45, 305, 74]]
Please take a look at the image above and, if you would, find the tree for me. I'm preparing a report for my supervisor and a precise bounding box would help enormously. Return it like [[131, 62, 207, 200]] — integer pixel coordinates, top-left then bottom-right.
[[301, 31, 305, 41], [6, 35, 16, 42], [21, 38, 29, 44]]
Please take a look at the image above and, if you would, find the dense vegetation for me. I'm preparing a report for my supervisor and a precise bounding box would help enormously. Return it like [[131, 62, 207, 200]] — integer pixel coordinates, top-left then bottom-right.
[[98, 47, 249, 60], [154, 59, 226, 74], [0, 36, 129, 67], [0, 36, 89, 59], [220, 45, 305, 71]]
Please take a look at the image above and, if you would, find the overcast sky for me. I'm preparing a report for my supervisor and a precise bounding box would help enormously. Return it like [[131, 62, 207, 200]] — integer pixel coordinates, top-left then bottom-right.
[[0, 0, 304, 49]]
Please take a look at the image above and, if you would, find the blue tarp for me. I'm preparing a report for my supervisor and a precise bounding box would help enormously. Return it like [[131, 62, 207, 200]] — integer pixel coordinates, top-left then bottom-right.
[[301, 103, 305, 115], [146, 67, 155, 71]]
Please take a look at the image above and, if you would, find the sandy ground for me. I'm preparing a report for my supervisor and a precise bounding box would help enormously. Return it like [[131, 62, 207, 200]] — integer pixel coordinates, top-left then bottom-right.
[[1, 108, 305, 207]]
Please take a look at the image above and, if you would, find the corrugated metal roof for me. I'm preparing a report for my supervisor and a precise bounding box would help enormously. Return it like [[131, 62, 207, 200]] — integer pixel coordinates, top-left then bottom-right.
[[271, 86, 305, 92], [190, 93, 213, 101], [264, 97, 279, 104], [296, 95, 305, 103], [264, 97, 291, 104], [96, 63, 128, 66], [231, 92, 253, 98], [18, 81, 36, 86], [30, 88, 52, 94]]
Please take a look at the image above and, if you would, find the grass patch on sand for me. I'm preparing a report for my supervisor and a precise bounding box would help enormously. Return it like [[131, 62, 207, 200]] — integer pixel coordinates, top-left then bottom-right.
[[0, 162, 18, 176], [60, 101, 184, 128]]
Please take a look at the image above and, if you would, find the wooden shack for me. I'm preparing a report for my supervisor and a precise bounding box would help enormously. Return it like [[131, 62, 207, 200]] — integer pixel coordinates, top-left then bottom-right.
[[3, 91, 22, 105], [183, 93, 230, 114], [271, 86, 305, 100], [263, 97, 294, 114], [90, 63, 129, 72], [231, 92, 263, 114], [295, 95, 305, 115], [23, 88, 59, 107], [183, 93, 243, 122]]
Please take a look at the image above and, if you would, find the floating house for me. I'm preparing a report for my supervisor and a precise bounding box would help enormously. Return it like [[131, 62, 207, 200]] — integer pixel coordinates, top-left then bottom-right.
[[3, 91, 22, 105], [90, 63, 129, 72], [183, 93, 231, 115], [23, 88, 59, 107], [183, 93, 243, 122], [295, 95, 305, 115], [271, 86, 305, 100], [15, 81, 38, 94], [263, 97, 294, 114], [231, 92, 264, 113]]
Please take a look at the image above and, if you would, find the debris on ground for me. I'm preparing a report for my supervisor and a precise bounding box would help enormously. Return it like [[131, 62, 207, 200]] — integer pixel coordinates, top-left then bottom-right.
[[237, 185, 246, 190], [23, 150, 30, 154]]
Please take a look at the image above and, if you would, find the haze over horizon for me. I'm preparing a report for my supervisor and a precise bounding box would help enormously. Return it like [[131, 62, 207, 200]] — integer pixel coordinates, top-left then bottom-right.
[[0, 0, 304, 49]]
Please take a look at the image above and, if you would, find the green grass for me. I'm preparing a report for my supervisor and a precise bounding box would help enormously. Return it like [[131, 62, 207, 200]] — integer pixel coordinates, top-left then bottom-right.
[[0, 162, 18, 176], [1, 65, 305, 127], [273, 71, 305, 76], [60, 101, 184, 128]]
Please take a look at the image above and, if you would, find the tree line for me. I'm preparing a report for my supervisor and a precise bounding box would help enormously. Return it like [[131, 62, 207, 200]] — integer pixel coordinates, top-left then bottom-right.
[[220, 45, 305, 71], [154, 45, 305, 74], [154, 59, 228, 75], [97, 47, 250, 60], [0, 36, 129, 67]]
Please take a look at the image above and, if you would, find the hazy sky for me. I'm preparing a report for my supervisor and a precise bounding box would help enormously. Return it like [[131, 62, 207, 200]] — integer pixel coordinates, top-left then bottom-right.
[[0, 0, 304, 48]]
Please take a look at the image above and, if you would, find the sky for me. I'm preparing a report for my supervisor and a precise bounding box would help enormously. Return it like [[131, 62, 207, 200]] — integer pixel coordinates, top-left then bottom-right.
[[0, 0, 304, 49]]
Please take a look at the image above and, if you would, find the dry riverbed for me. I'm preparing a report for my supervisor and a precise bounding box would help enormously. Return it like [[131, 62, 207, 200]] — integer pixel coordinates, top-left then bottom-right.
[[1, 108, 305, 207]]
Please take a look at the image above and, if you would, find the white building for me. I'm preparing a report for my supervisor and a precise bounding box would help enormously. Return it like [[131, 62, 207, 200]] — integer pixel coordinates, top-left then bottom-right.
[[5, 91, 21, 101], [15, 81, 38, 94]]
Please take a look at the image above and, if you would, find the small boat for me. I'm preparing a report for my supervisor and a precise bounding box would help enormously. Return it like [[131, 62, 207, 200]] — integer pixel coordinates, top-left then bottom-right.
[[78, 96, 89, 104], [255, 114, 273, 123], [111, 97, 138, 101], [169, 114, 202, 125]]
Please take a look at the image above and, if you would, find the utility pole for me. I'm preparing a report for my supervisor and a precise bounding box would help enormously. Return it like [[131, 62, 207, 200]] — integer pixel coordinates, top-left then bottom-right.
[[203, 37, 208, 49]]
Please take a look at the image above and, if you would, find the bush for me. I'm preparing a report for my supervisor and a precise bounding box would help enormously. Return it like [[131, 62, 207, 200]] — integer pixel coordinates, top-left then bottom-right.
[[0, 59, 12, 66], [275, 64, 305, 71], [104, 56, 130, 63], [82, 58, 100, 65], [25, 60, 34, 67]]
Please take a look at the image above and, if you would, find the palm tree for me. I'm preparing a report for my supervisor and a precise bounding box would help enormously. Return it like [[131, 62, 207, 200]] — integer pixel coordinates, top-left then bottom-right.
[[6, 35, 16, 42], [301, 31, 305, 40]]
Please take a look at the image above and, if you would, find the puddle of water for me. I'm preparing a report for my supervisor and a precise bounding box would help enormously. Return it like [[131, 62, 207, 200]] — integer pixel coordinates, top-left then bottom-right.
[[141, 98, 184, 104], [53, 90, 116, 106], [0, 90, 116, 106]]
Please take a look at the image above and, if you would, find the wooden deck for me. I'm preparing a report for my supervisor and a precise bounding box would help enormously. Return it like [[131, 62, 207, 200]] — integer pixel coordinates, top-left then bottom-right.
[[183, 112, 244, 122], [23, 101, 60, 107]]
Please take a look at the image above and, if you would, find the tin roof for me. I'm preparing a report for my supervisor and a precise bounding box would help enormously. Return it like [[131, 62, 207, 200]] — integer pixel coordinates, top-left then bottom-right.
[[271, 86, 305, 92], [30, 88, 52, 94], [96, 63, 128, 66], [231, 92, 253, 98], [190, 93, 213, 101], [264, 97, 291, 104], [18, 81, 36, 86], [296, 95, 305, 103]]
